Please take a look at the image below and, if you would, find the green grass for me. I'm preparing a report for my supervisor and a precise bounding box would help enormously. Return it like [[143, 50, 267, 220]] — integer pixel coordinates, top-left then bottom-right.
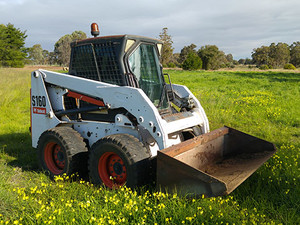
[[0, 68, 299, 224]]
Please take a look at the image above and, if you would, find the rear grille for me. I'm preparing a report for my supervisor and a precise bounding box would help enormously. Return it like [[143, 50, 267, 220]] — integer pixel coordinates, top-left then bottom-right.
[[94, 42, 123, 85], [69, 44, 99, 81], [69, 42, 124, 85]]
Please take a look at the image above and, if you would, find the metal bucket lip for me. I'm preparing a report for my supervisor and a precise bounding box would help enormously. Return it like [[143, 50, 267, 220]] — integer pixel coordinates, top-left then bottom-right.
[[161, 127, 230, 157]]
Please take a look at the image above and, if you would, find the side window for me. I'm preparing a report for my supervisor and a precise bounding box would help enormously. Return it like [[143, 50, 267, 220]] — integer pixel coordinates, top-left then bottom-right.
[[128, 44, 169, 109]]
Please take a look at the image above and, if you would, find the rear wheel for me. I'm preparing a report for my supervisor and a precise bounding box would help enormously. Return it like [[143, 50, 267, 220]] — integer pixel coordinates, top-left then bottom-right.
[[37, 126, 88, 178], [88, 134, 151, 188]]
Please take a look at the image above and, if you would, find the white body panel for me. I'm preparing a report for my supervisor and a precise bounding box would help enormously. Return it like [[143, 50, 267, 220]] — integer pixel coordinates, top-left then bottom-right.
[[31, 69, 209, 157], [31, 71, 62, 147]]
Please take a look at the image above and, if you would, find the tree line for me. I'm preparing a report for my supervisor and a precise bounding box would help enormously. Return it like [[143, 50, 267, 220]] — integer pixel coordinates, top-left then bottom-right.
[[251, 42, 300, 69], [160, 28, 300, 70], [159, 28, 236, 70], [27, 31, 87, 66], [1, 23, 300, 70], [0, 23, 87, 67]]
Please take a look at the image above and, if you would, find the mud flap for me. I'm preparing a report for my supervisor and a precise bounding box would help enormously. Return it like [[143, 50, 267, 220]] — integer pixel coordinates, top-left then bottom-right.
[[157, 127, 276, 197]]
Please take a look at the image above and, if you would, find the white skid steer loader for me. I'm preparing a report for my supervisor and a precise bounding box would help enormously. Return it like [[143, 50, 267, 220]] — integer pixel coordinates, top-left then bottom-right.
[[30, 24, 276, 197]]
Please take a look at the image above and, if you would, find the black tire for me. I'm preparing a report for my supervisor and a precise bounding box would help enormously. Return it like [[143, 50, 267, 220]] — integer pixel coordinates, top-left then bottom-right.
[[37, 126, 88, 178], [88, 134, 151, 189]]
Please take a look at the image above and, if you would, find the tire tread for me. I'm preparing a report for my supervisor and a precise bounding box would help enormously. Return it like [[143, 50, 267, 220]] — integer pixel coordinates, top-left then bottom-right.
[[88, 134, 151, 188], [37, 126, 88, 177]]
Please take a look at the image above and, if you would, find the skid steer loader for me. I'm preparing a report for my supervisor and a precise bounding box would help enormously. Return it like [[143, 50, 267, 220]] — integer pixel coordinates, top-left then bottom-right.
[[30, 23, 276, 197]]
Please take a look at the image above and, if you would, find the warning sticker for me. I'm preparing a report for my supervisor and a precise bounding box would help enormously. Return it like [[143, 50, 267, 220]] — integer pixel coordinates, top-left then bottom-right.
[[33, 107, 46, 114]]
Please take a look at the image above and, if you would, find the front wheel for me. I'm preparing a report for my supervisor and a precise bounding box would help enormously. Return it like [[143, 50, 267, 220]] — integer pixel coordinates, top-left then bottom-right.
[[88, 134, 151, 188]]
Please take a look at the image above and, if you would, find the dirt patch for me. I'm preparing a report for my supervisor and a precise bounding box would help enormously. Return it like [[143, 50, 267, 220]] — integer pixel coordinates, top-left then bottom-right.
[[199, 151, 274, 192], [202, 151, 272, 174]]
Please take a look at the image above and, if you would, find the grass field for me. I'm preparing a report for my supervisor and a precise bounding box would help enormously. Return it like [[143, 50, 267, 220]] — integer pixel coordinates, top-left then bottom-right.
[[0, 67, 299, 224]]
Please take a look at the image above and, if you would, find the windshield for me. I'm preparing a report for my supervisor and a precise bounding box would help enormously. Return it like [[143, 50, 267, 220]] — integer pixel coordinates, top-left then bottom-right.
[[128, 44, 169, 110]]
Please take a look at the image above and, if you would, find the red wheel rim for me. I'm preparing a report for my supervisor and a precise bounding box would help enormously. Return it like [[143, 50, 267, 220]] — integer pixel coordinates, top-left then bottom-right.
[[44, 142, 65, 175], [98, 152, 127, 188]]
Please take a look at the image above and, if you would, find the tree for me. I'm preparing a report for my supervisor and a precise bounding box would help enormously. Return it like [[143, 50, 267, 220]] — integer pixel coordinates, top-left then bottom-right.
[[226, 54, 233, 63], [54, 31, 86, 66], [0, 23, 27, 67], [233, 60, 239, 65], [171, 53, 180, 67], [198, 45, 227, 70], [46, 52, 57, 65], [0, 24, 5, 59], [245, 58, 252, 65], [238, 58, 253, 65], [238, 59, 246, 64], [251, 46, 270, 66], [252, 43, 291, 68], [269, 42, 290, 68], [42, 50, 50, 65], [182, 51, 202, 70], [290, 42, 300, 67], [28, 44, 44, 65], [179, 44, 197, 64], [225, 53, 235, 68], [158, 28, 174, 66], [27, 45, 54, 65]]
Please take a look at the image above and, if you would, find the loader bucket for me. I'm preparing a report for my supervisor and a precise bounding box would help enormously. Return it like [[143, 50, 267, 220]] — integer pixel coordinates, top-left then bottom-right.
[[157, 126, 276, 197]]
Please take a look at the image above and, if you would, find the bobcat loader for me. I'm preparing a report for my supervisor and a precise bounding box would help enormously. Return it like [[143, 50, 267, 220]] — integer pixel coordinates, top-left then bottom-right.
[[30, 24, 276, 197]]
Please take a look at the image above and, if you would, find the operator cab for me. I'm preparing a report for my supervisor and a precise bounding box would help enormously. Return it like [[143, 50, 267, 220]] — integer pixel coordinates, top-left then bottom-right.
[[69, 29, 169, 113]]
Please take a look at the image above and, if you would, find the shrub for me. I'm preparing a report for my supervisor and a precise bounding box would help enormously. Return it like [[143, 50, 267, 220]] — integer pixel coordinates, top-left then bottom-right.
[[259, 64, 270, 70], [167, 62, 176, 68], [182, 52, 202, 70], [283, 63, 296, 70]]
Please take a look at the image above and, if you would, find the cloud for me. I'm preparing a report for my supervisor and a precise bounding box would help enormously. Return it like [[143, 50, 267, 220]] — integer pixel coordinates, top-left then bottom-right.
[[1, 0, 299, 58], [0, 0, 26, 5]]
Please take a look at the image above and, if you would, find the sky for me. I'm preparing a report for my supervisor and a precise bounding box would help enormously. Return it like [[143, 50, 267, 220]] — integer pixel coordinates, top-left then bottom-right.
[[1, 0, 300, 59]]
